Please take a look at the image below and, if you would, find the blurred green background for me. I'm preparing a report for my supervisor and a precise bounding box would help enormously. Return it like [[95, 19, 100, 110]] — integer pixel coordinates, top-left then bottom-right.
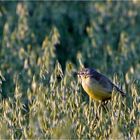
[[0, 1, 140, 139]]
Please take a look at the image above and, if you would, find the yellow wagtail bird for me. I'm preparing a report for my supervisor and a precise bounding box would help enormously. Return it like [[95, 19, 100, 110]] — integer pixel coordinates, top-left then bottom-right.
[[77, 68, 126, 101]]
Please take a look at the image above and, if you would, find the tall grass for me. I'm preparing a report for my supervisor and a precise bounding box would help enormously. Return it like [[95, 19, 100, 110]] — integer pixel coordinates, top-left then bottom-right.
[[0, 61, 139, 139]]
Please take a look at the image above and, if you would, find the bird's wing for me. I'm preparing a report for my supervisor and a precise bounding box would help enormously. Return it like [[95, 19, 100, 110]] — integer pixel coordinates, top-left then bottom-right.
[[91, 70, 113, 94], [98, 76, 113, 94], [90, 69, 126, 96]]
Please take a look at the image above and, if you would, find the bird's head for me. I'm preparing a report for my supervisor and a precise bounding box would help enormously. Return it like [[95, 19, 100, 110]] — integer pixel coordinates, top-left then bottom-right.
[[77, 68, 96, 83]]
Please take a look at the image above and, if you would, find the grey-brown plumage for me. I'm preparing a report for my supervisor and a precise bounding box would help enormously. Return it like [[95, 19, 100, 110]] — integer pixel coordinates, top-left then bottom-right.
[[77, 68, 126, 101]]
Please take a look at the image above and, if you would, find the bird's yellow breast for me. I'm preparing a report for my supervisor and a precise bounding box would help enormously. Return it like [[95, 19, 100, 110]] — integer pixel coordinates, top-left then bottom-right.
[[82, 78, 111, 101]]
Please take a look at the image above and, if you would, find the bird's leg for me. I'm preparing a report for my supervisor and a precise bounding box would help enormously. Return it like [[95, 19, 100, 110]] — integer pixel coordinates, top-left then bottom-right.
[[93, 102, 100, 122], [101, 100, 109, 113], [93, 101, 109, 123], [93, 113, 99, 126], [102, 100, 108, 106], [95, 102, 102, 119]]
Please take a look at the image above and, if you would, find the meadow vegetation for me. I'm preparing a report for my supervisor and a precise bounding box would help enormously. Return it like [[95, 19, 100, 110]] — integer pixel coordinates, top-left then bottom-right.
[[0, 1, 140, 139]]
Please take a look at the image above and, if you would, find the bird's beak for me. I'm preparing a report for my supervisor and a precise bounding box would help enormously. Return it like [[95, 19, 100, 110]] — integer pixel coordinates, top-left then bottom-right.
[[77, 72, 80, 75], [77, 72, 81, 78]]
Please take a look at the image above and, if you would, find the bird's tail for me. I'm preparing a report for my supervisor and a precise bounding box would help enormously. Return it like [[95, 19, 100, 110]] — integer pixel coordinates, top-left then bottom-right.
[[114, 85, 126, 97]]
